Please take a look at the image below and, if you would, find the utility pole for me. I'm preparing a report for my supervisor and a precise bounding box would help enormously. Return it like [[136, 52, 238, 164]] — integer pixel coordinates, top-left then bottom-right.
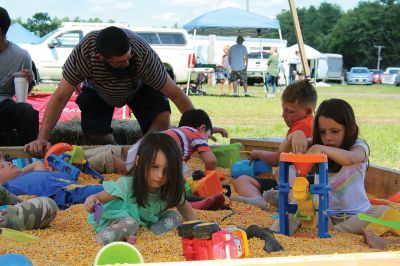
[[374, 45, 385, 70]]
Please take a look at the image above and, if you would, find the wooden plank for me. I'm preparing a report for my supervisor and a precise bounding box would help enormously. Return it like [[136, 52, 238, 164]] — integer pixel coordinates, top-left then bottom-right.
[[365, 164, 400, 199], [141, 251, 400, 266], [230, 138, 400, 199], [2, 140, 400, 198]]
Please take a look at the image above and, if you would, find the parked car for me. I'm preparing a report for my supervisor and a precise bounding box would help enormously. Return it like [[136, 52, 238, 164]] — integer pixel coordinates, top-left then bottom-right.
[[20, 22, 194, 83], [347, 67, 372, 85], [246, 51, 270, 85], [381, 67, 400, 84], [395, 73, 400, 86], [369, 69, 384, 84]]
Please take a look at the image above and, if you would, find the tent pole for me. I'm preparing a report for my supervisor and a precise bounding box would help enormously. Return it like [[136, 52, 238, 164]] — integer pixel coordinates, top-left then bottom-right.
[[278, 29, 283, 44], [288, 0, 311, 79], [186, 29, 197, 96], [259, 37, 266, 92]]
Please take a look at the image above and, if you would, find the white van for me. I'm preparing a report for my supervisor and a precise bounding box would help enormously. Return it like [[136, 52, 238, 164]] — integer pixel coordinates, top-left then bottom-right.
[[20, 23, 193, 83]]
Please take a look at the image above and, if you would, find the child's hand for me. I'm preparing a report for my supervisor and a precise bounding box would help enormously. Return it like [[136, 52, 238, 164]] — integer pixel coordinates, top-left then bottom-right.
[[289, 131, 308, 154], [249, 150, 260, 160], [84, 195, 100, 213], [306, 144, 324, 154]]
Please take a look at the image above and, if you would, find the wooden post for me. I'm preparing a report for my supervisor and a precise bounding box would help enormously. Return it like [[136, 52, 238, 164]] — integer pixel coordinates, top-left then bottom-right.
[[288, 0, 311, 79]]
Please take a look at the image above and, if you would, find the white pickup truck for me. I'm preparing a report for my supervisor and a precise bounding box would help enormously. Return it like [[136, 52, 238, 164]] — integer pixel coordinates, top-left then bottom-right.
[[381, 67, 400, 85], [20, 22, 194, 84]]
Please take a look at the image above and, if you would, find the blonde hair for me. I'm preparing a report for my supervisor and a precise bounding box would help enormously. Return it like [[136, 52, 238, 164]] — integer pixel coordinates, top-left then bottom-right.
[[223, 45, 230, 54]]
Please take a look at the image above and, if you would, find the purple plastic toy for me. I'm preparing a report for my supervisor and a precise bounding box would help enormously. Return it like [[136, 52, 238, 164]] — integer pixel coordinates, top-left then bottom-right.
[[94, 203, 103, 224]]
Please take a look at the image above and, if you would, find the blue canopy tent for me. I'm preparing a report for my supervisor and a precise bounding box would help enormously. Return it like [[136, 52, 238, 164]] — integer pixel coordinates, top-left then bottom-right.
[[183, 7, 282, 94], [7, 23, 40, 44], [183, 7, 281, 37]]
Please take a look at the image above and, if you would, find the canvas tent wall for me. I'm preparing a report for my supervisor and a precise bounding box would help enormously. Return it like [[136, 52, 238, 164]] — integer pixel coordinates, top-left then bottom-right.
[[278, 44, 322, 83]]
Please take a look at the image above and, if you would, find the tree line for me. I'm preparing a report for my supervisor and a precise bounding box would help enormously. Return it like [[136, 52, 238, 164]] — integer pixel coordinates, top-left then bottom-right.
[[11, 0, 400, 69], [273, 0, 400, 69]]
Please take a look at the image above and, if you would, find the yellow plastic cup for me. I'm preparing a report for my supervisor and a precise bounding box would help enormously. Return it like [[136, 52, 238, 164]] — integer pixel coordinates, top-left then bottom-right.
[[94, 242, 144, 266]]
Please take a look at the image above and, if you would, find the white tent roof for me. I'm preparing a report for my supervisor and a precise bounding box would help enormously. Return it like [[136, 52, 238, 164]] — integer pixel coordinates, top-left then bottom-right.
[[288, 44, 322, 60]]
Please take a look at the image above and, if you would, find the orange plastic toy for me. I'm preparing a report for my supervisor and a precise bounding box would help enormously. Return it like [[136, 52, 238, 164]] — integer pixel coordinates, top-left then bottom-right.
[[44, 143, 73, 168]]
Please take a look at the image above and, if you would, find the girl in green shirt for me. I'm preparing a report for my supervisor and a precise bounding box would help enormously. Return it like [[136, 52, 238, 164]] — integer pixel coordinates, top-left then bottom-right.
[[85, 133, 196, 244]]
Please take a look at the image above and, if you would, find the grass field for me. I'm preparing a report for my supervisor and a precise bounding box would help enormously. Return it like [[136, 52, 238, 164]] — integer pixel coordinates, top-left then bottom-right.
[[34, 83, 400, 170], [168, 83, 400, 170]]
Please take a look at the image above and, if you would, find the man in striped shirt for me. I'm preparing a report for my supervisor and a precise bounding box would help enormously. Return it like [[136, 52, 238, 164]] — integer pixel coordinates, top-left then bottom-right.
[[25, 26, 196, 154]]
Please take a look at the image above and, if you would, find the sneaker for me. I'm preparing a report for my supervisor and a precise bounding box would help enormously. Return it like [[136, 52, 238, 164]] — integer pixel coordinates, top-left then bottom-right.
[[233, 93, 239, 97], [244, 93, 250, 97]]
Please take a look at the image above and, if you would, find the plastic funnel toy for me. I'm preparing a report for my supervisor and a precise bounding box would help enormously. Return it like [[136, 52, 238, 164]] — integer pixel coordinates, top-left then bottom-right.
[[0, 228, 40, 242], [293, 162, 313, 177], [280, 153, 327, 176], [0, 253, 33, 266], [94, 242, 144, 265], [292, 176, 309, 201]]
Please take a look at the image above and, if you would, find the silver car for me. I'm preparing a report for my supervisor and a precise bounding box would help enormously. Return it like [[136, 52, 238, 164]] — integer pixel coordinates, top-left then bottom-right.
[[347, 67, 372, 85]]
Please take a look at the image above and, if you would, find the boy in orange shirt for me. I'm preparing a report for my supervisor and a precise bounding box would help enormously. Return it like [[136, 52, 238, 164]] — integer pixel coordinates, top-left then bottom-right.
[[231, 79, 317, 209]]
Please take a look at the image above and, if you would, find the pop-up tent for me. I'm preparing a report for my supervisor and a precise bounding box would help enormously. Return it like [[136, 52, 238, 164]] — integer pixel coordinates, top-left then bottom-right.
[[183, 7, 282, 93], [183, 7, 281, 37], [7, 23, 40, 44]]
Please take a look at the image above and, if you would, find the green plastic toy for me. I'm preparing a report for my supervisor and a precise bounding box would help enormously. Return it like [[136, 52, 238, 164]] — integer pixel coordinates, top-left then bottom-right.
[[0, 228, 40, 242], [358, 213, 400, 229], [94, 242, 144, 265]]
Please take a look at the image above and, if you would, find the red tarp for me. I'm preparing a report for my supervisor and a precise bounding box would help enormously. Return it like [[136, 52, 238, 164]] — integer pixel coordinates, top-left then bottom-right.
[[24, 92, 131, 126]]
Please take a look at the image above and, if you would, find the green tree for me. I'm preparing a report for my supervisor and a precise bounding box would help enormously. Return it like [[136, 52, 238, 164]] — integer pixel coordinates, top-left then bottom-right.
[[24, 12, 60, 37], [327, 1, 400, 69], [276, 3, 342, 51]]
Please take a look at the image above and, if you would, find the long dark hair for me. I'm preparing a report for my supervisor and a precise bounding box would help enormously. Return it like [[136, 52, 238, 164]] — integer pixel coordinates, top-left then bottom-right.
[[312, 98, 367, 172], [129, 133, 184, 210]]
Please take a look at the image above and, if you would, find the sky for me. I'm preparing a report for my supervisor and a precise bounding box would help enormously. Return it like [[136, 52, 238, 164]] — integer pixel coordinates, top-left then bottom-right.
[[2, 0, 361, 28]]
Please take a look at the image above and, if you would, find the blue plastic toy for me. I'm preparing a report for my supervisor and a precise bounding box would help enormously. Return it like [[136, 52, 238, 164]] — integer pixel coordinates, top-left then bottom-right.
[[46, 153, 104, 182], [11, 158, 42, 169], [277, 153, 331, 238], [0, 253, 33, 266], [231, 160, 272, 179]]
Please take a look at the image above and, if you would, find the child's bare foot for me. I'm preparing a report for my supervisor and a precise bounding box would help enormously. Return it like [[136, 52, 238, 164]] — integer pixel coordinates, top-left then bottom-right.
[[365, 229, 398, 250], [126, 234, 136, 245]]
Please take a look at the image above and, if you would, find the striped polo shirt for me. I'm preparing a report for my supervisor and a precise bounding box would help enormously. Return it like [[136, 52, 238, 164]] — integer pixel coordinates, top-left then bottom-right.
[[62, 29, 167, 107], [164, 126, 211, 162]]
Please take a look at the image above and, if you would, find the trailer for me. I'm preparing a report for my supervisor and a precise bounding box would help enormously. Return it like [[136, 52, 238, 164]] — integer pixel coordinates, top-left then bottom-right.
[[316, 53, 344, 83]]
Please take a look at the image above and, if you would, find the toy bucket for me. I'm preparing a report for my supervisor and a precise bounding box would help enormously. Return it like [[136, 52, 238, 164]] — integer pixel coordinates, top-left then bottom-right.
[[94, 242, 144, 265], [231, 160, 272, 179], [211, 143, 241, 168]]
